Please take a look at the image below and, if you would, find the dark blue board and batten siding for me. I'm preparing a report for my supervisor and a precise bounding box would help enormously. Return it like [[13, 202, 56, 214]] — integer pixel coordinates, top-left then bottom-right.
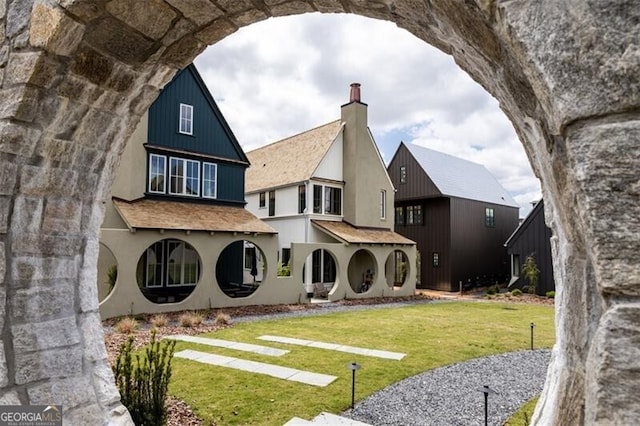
[[146, 64, 249, 205], [148, 65, 248, 162]]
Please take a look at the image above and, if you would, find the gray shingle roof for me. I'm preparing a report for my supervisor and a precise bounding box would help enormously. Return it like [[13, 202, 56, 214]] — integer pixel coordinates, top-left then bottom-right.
[[405, 142, 519, 208]]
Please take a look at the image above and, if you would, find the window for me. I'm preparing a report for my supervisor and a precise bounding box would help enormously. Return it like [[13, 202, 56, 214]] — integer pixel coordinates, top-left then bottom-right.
[[395, 206, 404, 225], [380, 190, 386, 219], [512, 254, 521, 277], [432, 252, 440, 268], [202, 162, 217, 198], [244, 245, 256, 269], [179, 103, 193, 135], [144, 241, 164, 287], [298, 184, 306, 214], [313, 185, 322, 213], [259, 192, 265, 208], [148, 154, 166, 193], [324, 186, 342, 215], [281, 248, 291, 266], [400, 166, 406, 184], [485, 207, 495, 227], [407, 205, 422, 224], [166, 240, 199, 286], [268, 190, 275, 216], [169, 158, 200, 196]]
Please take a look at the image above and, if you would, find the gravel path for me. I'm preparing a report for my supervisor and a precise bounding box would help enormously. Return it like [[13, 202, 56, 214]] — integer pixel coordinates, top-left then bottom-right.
[[343, 349, 550, 426]]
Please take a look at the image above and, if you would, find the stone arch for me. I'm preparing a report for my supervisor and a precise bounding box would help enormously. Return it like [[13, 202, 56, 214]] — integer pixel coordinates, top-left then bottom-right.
[[1, 1, 637, 424]]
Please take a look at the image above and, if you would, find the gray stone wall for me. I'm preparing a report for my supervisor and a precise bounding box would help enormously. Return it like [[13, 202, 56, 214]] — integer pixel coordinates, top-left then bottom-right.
[[0, 0, 637, 424]]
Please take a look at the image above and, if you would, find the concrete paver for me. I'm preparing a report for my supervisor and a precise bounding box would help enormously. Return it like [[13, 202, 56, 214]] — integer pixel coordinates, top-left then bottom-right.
[[167, 335, 289, 356], [174, 349, 337, 387], [258, 335, 406, 360]]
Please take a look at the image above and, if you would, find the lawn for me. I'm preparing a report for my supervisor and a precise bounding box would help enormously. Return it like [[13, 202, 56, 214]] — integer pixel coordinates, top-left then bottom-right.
[[168, 301, 554, 425]]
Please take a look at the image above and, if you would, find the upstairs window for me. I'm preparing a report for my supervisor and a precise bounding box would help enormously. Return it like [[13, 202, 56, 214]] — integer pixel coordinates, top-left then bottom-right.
[[380, 190, 386, 219], [313, 185, 322, 214], [298, 184, 306, 214], [400, 165, 407, 184], [395, 206, 404, 225], [324, 186, 342, 215], [148, 154, 166, 193], [169, 157, 200, 196], [202, 162, 217, 198], [485, 207, 495, 227], [179, 103, 193, 135], [259, 192, 266, 208], [268, 190, 275, 216], [407, 205, 423, 225]]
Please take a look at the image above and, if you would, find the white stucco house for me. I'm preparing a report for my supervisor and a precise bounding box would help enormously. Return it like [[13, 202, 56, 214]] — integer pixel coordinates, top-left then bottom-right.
[[245, 84, 417, 300]]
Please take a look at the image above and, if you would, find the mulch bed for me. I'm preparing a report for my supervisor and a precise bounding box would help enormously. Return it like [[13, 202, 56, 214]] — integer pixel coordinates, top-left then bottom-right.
[[104, 292, 553, 425]]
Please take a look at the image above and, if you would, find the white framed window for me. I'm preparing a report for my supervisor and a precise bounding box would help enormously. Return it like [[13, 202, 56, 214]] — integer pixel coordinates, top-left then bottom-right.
[[202, 162, 217, 198], [169, 157, 200, 196], [144, 241, 164, 288], [166, 240, 199, 286], [380, 190, 386, 219], [148, 154, 166, 193], [324, 186, 342, 215], [179, 103, 193, 135]]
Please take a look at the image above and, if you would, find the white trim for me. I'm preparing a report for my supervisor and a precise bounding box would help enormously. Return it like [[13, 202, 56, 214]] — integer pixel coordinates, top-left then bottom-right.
[[202, 162, 218, 199], [148, 153, 166, 194], [169, 157, 200, 197], [179, 103, 193, 135]]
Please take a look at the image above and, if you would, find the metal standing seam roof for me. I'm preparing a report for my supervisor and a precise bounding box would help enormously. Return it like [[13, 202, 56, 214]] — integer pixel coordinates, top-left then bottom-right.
[[112, 198, 277, 234], [245, 120, 343, 193], [404, 142, 520, 208], [311, 220, 415, 245]]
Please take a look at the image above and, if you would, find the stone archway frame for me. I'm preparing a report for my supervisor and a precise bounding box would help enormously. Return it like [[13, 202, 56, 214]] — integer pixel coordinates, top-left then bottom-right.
[[1, 1, 638, 424]]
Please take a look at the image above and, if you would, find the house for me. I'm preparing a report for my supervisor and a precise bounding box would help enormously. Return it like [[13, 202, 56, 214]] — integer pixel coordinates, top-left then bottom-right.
[[98, 64, 288, 319], [505, 199, 555, 295], [387, 142, 520, 291], [244, 84, 417, 299]]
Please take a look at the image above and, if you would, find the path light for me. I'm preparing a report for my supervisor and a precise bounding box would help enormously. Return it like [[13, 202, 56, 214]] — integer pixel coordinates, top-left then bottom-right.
[[478, 385, 498, 426], [347, 361, 362, 409], [530, 322, 535, 350]]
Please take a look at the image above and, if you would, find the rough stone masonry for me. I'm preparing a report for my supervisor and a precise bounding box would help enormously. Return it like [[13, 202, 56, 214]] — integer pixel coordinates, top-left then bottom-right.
[[0, 0, 638, 424]]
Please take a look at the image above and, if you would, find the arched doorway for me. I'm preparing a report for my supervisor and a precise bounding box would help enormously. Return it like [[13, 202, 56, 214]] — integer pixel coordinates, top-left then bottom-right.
[[1, 3, 635, 424]]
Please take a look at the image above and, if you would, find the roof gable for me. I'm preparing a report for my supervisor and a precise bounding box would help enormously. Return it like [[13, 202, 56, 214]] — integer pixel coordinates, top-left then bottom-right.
[[505, 199, 545, 246], [245, 120, 343, 193], [404, 142, 519, 208], [148, 64, 249, 163]]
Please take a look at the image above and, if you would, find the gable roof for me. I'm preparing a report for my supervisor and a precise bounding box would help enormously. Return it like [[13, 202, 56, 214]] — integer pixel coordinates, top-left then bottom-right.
[[403, 142, 519, 208], [505, 199, 545, 247], [245, 120, 343, 193]]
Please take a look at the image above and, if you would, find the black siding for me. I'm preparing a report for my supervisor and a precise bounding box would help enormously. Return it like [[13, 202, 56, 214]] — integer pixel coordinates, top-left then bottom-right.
[[506, 201, 555, 295]]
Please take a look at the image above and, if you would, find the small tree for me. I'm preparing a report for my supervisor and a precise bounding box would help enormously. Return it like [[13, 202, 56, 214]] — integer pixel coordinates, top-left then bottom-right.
[[522, 255, 540, 294], [277, 261, 291, 277], [113, 330, 176, 425]]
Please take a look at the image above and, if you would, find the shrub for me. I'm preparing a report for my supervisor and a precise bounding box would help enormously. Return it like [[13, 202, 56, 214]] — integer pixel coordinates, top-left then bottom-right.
[[486, 287, 497, 295], [115, 317, 138, 334], [522, 255, 540, 294], [151, 314, 168, 328], [179, 311, 203, 328], [512, 289, 523, 296], [546, 290, 556, 299], [113, 330, 176, 426], [215, 312, 231, 326], [106, 265, 118, 294], [277, 261, 291, 277]]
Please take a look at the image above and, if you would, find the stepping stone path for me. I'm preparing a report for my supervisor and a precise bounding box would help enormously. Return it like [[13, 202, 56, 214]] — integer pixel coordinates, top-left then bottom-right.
[[258, 335, 406, 360], [174, 349, 337, 387], [167, 335, 289, 356]]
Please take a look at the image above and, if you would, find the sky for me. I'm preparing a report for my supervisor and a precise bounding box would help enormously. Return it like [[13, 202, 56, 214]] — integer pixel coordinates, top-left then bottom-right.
[[194, 13, 541, 218]]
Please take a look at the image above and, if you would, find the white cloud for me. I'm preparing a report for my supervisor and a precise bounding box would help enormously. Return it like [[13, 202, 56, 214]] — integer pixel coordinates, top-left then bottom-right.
[[194, 13, 541, 216]]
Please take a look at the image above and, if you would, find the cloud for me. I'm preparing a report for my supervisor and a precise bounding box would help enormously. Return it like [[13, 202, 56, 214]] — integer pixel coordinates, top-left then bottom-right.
[[194, 13, 541, 215]]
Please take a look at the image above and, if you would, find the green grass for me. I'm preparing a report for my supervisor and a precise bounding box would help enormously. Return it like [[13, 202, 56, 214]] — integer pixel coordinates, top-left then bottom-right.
[[168, 302, 554, 425], [504, 395, 539, 425]]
